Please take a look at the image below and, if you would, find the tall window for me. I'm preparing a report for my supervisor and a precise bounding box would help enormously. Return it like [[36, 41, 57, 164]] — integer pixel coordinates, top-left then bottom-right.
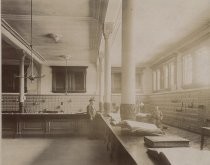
[[153, 71, 157, 91], [157, 69, 161, 90], [52, 66, 87, 93], [136, 73, 142, 92], [194, 47, 210, 86], [169, 62, 175, 89], [152, 58, 176, 92], [182, 54, 193, 85], [111, 73, 121, 93], [163, 64, 169, 89], [111, 68, 143, 93]]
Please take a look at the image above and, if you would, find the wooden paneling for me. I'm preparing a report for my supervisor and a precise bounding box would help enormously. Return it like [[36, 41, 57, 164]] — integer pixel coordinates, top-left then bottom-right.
[[2, 113, 90, 137]]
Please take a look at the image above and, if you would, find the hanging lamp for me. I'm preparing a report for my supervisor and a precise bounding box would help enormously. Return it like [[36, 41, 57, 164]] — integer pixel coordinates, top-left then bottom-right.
[[27, 0, 45, 81], [16, 0, 45, 81]]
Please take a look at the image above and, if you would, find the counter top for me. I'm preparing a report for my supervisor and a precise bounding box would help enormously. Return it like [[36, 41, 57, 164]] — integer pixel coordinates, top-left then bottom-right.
[[2, 112, 87, 115], [2, 112, 88, 118], [101, 116, 158, 165]]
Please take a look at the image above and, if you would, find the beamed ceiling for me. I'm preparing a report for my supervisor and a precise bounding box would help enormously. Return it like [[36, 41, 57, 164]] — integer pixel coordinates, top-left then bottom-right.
[[1, 0, 108, 63]]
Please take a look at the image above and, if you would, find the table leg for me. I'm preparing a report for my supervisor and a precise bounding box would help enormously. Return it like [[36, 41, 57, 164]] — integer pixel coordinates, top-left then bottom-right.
[[200, 129, 204, 150]]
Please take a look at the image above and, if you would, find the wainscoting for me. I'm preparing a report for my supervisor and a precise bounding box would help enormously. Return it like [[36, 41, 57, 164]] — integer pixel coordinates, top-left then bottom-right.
[[148, 89, 210, 133], [2, 94, 99, 114], [2, 89, 210, 133]]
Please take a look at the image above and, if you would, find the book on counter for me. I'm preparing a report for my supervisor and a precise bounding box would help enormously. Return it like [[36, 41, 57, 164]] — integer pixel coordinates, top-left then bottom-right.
[[144, 135, 190, 148]]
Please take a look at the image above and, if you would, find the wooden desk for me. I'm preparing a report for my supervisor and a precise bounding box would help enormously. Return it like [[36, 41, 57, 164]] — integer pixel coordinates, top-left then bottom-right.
[[200, 127, 210, 150]]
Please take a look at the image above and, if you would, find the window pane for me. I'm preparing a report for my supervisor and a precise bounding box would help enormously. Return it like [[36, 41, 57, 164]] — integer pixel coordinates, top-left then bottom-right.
[[169, 62, 175, 88], [157, 69, 160, 90], [160, 67, 164, 89], [194, 47, 210, 86], [183, 54, 192, 85], [2, 65, 27, 93], [112, 73, 121, 93], [164, 65, 169, 89], [136, 73, 142, 90], [153, 71, 156, 91], [68, 72, 85, 92], [55, 71, 66, 91], [74, 72, 85, 91]]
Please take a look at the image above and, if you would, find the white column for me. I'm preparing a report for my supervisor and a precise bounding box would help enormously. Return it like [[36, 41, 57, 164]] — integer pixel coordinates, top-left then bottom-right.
[[19, 52, 26, 113], [103, 22, 113, 115], [120, 0, 136, 120], [99, 53, 104, 112]]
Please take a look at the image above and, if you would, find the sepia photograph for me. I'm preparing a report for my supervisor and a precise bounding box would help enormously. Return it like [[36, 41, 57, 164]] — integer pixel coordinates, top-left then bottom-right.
[[1, 0, 210, 164]]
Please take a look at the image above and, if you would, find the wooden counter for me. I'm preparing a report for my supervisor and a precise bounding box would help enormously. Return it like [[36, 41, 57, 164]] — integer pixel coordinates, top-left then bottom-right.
[[2, 113, 90, 137], [100, 116, 158, 165], [2, 113, 158, 164]]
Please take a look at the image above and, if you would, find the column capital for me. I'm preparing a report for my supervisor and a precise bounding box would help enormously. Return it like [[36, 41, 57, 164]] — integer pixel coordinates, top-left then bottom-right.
[[103, 22, 114, 39]]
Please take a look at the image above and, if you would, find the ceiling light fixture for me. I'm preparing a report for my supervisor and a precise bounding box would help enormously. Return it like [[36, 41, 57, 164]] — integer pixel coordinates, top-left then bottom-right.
[[46, 33, 63, 42]]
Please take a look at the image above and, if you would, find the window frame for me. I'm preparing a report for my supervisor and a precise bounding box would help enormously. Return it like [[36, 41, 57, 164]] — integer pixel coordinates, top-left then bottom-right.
[[181, 47, 210, 89], [152, 58, 176, 93], [111, 67, 143, 93], [182, 54, 193, 87], [52, 66, 87, 93]]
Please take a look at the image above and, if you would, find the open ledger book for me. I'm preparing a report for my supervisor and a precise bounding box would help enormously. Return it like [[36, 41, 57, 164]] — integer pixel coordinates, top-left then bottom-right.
[[147, 147, 210, 165]]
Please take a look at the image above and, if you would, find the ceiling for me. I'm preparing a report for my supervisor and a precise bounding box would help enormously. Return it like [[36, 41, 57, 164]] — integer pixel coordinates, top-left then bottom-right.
[[2, 0, 210, 66], [1, 0, 107, 64], [109, 0, 210, 66]]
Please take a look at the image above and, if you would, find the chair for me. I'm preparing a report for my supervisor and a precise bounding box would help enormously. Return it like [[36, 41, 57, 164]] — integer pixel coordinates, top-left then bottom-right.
[[200, 119, 210, 150]]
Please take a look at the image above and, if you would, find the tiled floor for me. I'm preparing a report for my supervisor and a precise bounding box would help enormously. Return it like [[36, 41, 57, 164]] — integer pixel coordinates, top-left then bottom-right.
[[2, 137, 116, 165]]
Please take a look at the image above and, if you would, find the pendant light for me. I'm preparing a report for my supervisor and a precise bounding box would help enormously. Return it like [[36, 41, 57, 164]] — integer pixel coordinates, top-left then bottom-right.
[[16, 0, 45, 81], [27, 0, 45, 81]]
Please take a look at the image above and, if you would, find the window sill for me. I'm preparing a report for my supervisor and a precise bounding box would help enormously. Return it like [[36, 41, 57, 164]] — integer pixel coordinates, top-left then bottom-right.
[[52, 90, 86, 93], [153, 88, 170, 93], [182, 83, 210, 89]]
